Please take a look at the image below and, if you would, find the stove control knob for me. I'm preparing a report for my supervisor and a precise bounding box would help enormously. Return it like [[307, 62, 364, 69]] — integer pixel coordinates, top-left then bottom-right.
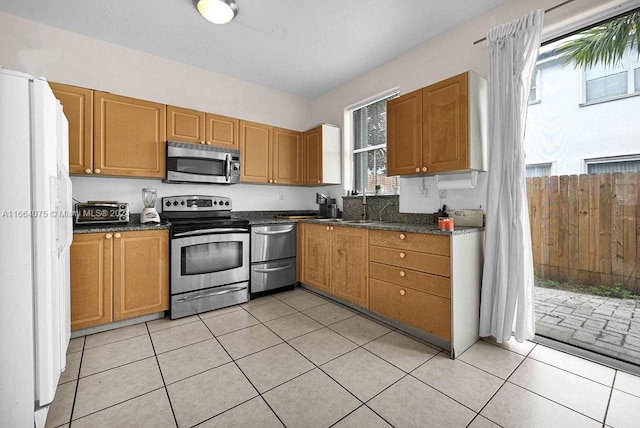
[[213, 200, 217, 205], [165, 201, 171, 207], [225, 201, 230, 206], [173, 201, 178, 206], [180, 200, 185, 205]]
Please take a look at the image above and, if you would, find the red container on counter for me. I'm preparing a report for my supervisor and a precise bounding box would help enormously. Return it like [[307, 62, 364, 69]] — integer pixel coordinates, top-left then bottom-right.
[[438, 217, 454, 231]]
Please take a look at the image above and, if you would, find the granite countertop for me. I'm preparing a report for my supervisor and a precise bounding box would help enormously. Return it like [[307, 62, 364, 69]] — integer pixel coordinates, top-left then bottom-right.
[[237, 213, 483, 236], [73, 214, 171, 234]]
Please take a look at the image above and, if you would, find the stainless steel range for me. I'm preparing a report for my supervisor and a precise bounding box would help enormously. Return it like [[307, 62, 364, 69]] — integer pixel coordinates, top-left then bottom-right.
[[161, 195, 250, 319]]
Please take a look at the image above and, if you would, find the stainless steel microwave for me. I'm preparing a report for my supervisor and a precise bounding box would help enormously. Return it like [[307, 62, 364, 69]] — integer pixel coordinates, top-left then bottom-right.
[[164, 141, 240, 184]]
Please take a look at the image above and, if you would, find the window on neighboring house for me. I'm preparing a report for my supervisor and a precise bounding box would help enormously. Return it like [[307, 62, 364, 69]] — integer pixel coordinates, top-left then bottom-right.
[[351, 92, 398, 194], [583, 46, 640, 103], [525, 162, 552, 177], [585, 155, 640, 173]]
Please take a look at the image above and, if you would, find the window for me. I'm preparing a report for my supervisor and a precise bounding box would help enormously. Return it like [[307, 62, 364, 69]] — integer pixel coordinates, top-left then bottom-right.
[[351, 92, 398, 194], [583, 45, 640, 103], [526, 163, 552, 177], [529, 68, 541, 104], [586, 155, 640, 173]]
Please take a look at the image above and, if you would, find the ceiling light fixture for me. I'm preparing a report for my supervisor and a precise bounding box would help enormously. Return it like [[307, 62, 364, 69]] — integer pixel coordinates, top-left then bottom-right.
[[195, 0, 238, 25]]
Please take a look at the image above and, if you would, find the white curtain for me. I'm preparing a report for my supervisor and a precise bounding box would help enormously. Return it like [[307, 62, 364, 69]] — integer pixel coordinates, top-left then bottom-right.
[[479, 10, 544, 343]]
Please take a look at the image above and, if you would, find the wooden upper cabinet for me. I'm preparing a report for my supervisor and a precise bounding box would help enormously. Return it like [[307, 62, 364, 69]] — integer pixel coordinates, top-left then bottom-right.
[[387, 89, 423, 176], [423, 73, 468, 173], [70, 233, 113, 330], [273, 127, 303, 185], [240, 120, 272, 183], [206, 113, 239, 150], [303, 126, 322, 185], [167, 105, 205, 144], [94, 91, 166, 178], [113, 230, 169, 321], [386, 71, 487, 176], [50, 82, 93, 175], [303, 124, 341, 185]]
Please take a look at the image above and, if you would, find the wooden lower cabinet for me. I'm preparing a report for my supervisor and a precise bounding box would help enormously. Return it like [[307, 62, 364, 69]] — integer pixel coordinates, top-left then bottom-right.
[[70, 230, 169, 330], [369, 278, 451, 340], [299, 224, 368, 307]]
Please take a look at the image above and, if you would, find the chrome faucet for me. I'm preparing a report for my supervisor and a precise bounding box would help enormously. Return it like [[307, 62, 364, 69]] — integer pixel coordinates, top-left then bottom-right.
[[361, 194, 367, 220]]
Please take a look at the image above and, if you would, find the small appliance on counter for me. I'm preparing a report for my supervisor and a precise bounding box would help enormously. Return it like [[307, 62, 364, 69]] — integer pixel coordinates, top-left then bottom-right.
[[75, 201, 130, 225], [140, 188, 160, 224], [316, 192, 337, 218]]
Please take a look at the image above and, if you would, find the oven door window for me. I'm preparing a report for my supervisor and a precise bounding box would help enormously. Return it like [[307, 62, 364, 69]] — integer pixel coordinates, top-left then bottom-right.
[[182, 241, 243, 275], [170, 157, 225, 177]]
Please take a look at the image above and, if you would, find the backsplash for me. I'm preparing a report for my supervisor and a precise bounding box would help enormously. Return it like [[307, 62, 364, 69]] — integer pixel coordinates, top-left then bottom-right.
[[342, 195, 436, 224]]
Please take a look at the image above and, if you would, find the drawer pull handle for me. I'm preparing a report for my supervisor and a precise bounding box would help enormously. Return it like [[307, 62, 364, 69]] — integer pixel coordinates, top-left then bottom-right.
[[399, 233, 406, 240], [400, 289, 406, 296], [399, 252, 406, 259], [399, 271, 406, 277]]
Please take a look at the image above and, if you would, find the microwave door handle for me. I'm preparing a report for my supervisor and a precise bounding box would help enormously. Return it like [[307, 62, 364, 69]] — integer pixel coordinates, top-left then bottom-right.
[[173, 228, 248, 237], [226, 154, 231, 182]]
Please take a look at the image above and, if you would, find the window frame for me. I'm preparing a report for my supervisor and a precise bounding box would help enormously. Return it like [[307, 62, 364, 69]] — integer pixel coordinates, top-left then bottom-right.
[[584, 154, 640, 174], [343, 87, 399, 194]]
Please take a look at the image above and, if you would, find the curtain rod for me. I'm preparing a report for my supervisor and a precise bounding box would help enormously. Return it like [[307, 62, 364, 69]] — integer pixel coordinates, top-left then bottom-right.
[[472, 0, 575, 45]]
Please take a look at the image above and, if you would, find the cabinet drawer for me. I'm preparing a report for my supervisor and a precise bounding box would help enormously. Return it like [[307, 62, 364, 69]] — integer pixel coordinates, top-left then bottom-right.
[[369, 245, 450, 277], [369, 262, 450, 298], [369, 230, 449, 256], [369, 278, 450, 339]]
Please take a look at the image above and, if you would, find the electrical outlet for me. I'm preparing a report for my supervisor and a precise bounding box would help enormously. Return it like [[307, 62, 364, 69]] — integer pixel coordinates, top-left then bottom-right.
[[439, 189, 447, 199], [278, 191, 285, 200], [419, 179, 431, 198]]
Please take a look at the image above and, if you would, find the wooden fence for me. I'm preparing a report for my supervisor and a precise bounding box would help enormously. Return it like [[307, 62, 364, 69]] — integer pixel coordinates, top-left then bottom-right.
[[526, 172, 639, 293]]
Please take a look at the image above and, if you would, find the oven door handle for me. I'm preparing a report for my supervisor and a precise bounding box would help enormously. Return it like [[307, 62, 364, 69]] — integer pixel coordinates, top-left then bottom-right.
[[253, 264, 294, 273], [253, 227, 295, 235], [173, 227, 248, 237], [174, 286, 247, 303]]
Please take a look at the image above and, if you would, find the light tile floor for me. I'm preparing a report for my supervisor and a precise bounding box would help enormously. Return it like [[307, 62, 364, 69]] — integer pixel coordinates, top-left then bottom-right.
[[46, 287, 640, 428]]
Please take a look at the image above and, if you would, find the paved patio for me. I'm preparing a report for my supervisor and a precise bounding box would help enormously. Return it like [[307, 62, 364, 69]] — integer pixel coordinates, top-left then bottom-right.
[[535, 286, 640, 367]]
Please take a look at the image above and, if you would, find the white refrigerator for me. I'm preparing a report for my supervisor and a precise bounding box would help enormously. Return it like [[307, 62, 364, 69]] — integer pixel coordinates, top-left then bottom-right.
[[0, 68, 73, 427]]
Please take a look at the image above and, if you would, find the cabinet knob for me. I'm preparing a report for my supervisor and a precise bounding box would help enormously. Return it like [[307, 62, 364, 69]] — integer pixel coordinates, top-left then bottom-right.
[[399, 252, 406, 259], [422, 167, 428, 172], [415, 167, 420, 172], [268, 179, 273, 183], [94, 168, 101, 174], [206, 141, 211, 145], [400, 289, 406, 296], [84, 168, 92, 174], [317, 180, 321, 184], [399, 233, 406, 240], [114, 233, 121, 238], [399, 271, 406, 277], [200, 141, 205, 145], [273, 180, 277, 183], [105, 233, 113, 239], [326, 226, 330, 231], [330, 226, 334, 231]]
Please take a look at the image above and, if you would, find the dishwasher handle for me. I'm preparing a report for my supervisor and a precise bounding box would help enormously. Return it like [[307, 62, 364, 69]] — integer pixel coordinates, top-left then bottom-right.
[[253, 226, 295, 235], [253, 263, 294, 273]]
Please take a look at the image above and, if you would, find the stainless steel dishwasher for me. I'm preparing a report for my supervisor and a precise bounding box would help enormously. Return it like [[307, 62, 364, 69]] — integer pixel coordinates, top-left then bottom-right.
[[250, 223, 296, 294]]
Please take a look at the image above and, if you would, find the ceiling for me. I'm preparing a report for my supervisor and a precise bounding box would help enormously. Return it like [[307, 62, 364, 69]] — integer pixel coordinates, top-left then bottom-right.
[[0, 0, 507, 99]]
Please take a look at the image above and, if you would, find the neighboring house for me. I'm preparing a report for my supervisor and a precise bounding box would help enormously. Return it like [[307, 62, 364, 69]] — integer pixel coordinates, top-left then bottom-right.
[[524, 42, 640, 177]]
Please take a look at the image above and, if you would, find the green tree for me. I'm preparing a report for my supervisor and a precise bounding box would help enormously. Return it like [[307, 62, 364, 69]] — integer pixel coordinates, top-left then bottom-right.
[[556, 11, 640, 68]]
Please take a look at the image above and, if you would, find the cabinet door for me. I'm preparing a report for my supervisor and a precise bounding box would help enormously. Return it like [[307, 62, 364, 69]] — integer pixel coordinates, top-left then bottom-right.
[[300, 224, 331, 292], [331, 226, 369, 307], [423, 72, 468, 173], [303, 126, 322, 185], [70, 233, 113, 330], [206, 113, 239, 149], [387, 89, 423, 176], [167, 105, 205, 144], [94, 91, 166, 178], [113, 230, 169, 321], [50, 82, 93, 175], [240, 120, 272, 183], [273, 127, 303, 185]]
